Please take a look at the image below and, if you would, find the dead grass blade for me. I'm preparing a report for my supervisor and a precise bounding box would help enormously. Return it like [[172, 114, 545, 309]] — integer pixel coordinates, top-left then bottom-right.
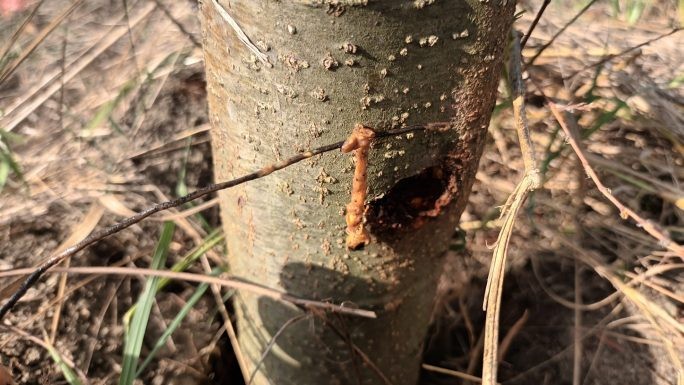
[[98, 194, 138, 217], [0, 2, 157, 132], [0, 0, 45, 67], [0, 0, 84, 84], [481, 176, 537, 385], [0, 325, 87, 385], [547, 232, 684, 383], [48, 203, 105, 343]]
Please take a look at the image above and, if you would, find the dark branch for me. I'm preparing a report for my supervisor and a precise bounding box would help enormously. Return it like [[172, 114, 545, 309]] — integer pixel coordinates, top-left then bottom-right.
[[520, 0, 551, 49], [0, 124, 434, 321], [525, 0, 599, 68], [565, 28, 681, 80]]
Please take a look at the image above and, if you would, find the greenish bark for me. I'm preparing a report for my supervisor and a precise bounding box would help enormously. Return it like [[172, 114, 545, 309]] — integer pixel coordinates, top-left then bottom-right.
[[199, 1, 514, 384]]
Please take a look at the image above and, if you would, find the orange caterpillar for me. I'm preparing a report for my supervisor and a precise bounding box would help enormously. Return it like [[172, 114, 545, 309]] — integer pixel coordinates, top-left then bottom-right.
[[341, 124, 375, 250]]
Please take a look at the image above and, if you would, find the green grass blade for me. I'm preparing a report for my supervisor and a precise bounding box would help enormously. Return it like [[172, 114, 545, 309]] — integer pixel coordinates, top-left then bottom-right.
[[123, 229, 224, 324], [82, 79, 136, 135], [0, 158, 9, 192], [163, 229, 223, 284], [627, 0, 645, 24], [0, 128, 26, 192], [120, 221, 175, 385], [135, 268, 230, 376], [45, 341, 83, 385], [175, 139, 191, 198]]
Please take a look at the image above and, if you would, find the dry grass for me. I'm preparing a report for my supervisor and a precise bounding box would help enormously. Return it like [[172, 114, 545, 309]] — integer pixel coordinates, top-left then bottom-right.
[[0, 0, 683, 384], [438, 2, 683, 384]]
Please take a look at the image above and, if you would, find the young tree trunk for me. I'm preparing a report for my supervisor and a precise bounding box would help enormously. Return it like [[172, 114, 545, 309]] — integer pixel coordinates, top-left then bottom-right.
[[199, 1, 514, 384]]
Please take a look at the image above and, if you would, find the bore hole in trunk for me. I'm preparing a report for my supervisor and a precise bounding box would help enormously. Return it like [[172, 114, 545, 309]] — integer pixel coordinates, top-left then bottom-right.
[[367, 165, 454, 235]]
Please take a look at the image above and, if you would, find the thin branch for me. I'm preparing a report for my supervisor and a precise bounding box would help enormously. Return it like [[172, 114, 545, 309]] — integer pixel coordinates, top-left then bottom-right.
[[510, 40, 539, 176], [520, 0, 551, 49], [497, 309, 528, 362], [0, 125, 430, 321], [482, 30, 541, 385], [0, 266, 377, 318], [572, 257, 583, 385], [422, 363, 495, 384], [121, 0, 141, 75], [308, 307, 394, 385], [565, 28, 681, 80], [152, 0, 202, 48], [247, 315, 309, 385], [526, 0, 599, 68], [548, 103, 684, 258]]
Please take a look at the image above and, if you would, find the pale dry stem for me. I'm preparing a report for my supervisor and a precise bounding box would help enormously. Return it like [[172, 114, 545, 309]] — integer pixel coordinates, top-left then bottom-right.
[[548, 102, 684, 259], [482, 30, 541, 385]]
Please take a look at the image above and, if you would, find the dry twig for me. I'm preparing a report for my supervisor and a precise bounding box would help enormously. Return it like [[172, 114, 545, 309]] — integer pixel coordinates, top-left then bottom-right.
[[565, 28, 682, 80], [548, 103, 684, 258], [0, 0, 45, 66], [0, 125, 428, 321], [482, 30, 541, 385], [526, 0, 599, 67], [246, 315, 309, 385], [520, 0, 551, 49], [0, 0, 84, 84], [422, 363, 496, 384], [0, 266, 376, 318]]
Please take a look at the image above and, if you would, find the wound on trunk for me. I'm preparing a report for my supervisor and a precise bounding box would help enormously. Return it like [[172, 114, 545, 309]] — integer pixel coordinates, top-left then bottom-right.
[[341, 124, 375, 250], [367, 164, 457, 237]]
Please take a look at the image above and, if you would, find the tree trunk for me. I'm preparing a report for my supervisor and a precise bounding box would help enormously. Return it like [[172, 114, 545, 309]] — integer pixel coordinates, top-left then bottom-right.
[[199, 1, 514, 384]]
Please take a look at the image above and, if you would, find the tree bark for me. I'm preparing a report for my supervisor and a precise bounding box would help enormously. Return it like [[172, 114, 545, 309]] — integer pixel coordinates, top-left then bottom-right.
[[199, 1, 514, 384]]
